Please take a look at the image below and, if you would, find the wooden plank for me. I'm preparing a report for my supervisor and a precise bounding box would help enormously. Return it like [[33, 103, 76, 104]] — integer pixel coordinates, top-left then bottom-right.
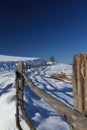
[[21, 107, 36, 130]]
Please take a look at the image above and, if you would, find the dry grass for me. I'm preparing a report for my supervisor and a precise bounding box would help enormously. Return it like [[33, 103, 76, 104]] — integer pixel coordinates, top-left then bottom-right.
[[49, 73, 72, 84]]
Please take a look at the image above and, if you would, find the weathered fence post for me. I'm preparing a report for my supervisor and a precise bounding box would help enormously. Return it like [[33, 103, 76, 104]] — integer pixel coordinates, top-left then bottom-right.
[[15, 71, 20, 128], [15, 61, 24, 129], [17, 61, 24, 107], [72, 53, 87, 115], [16, 61, 36, 130]]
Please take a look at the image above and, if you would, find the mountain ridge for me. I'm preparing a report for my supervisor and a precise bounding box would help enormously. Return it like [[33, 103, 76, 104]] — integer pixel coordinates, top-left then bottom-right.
[[0, 55, 40, 62]]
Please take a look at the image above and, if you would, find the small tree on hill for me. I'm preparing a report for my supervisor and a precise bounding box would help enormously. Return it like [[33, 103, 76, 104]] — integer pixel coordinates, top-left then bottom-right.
[[49, 55, 56, 63]]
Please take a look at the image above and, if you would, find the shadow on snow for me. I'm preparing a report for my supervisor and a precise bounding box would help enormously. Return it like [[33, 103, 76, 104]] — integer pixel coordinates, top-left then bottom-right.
[[0, 83, 13, 96], [23, 85, 68, 128], [32, 76, 73, 108]]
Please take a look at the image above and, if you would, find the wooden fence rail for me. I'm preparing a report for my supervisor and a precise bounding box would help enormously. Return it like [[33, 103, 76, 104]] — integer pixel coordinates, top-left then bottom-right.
[[22, 73, 87, 130]]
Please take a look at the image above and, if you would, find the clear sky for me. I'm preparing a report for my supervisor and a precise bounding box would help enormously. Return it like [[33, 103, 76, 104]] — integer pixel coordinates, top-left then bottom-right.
[[0, 0, 87, 63]]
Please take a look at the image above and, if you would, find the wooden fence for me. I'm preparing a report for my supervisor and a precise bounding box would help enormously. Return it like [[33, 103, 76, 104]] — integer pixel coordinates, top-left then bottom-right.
[[72, 53, 87, 115], [15, 61, 36, 130], [15, 53, 87, 130]]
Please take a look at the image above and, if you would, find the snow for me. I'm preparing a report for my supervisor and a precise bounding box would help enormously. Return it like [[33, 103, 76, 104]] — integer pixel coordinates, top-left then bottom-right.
[[0, 71, 18, 130], [45, 63, 72, 76], [0, 55, 45, 72], [27, 63, 73, 108], [0, 55, 39, 62], [24, 85, 70, 130], [0, 55, 72, 130], [27, 63, 72, 77]]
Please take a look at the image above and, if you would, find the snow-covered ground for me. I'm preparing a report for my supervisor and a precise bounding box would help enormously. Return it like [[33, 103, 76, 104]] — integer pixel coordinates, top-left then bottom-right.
[[0, 55, 45, 72], [0, 55, 73, 130], [0, 71, 18, 130], [0, 55, 39, 62], [0, 71, 30, 130], [27, 63, 72, 77]]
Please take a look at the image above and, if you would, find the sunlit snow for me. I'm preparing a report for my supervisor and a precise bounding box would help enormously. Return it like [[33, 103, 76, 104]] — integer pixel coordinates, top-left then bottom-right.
[[0, 55, 72, 130]]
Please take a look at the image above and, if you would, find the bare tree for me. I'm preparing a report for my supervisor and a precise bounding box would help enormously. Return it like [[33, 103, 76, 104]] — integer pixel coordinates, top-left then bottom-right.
[[49, 55, 56, 63]]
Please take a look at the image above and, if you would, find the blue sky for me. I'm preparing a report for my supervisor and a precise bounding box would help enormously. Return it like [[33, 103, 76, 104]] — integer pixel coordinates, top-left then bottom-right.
[[0, 0, 87, 63]]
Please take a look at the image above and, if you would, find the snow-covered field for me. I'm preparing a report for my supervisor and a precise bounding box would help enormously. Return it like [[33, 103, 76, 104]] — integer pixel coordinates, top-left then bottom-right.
[[0, 55, 39, 62], [0, 55, 73, 130], [0, 71, 17, 130]]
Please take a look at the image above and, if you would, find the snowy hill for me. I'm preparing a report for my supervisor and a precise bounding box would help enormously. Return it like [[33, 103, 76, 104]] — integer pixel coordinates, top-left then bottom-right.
[[0, 55, 72, 130], [0, 55, 39, 61], [0, 55, 45, 72], [37, 63, 72, 76]]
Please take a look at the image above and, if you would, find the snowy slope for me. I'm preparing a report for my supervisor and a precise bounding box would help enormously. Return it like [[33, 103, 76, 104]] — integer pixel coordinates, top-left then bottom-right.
[[0, 55, 39, 61], [43, 63, 72, 76], [0, 71, 18, 130], [0, 55, 45, 72], [0, 71, 70, 130], [24, 63, 73, 129], [0, 71, 30, 130], [27, 63, 73, 108], [27, 63, 72, 77], [0, 55, 72, 130]]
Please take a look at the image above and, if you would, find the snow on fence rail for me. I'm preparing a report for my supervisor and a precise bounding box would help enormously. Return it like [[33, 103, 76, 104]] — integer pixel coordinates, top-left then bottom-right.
[[15, 54, 87, 130]]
